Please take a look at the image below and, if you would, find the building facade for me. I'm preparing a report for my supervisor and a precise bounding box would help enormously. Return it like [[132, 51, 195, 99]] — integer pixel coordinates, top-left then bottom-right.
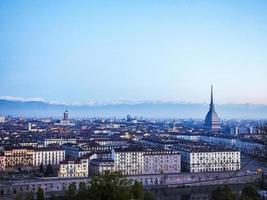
[[89, 159, 114, 175], [33, 147, 65, 166], [111, 148, 181, 175], [4, 147, 34, 170], [0, 116, 5, 123], [58, 158, 89, 178], [143, 150, 181, 174], [177, 135, 266, 158], [44, 138, 76, 147], [0, 153, 5, 171], [179, 148, 240, 173], [112, 148, 144, 175]]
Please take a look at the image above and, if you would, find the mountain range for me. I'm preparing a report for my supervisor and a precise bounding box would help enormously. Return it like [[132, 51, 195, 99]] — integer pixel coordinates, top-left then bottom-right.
[[0, 99, 267, 119]]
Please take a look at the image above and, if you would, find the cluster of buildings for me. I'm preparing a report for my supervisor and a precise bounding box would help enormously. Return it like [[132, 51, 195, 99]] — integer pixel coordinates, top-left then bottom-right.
[[0, 135, 242, 180], [0, 146, 65, 171], [176, 141, 240, 173], [55, 110, 75, 126], [0, 85, 265, 199], [142, 137, 241, 173], [111, 148, 181, 175]]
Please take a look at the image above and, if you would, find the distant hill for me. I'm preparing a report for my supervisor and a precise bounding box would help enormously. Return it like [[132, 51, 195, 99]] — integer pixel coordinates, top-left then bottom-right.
[[0, 99, 267, 119]]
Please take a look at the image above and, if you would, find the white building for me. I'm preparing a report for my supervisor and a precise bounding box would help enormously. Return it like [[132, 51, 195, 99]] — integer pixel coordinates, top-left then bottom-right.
[[90, 159, 114, 175], [177, 144, 240, 173], [111, 148, 181, 175], [112, 148, 144, 175], [143, 150, 181, 174], [0, 116, 5, 123], [28, 123, 45, 132], [58, 158, 89, 178], [44, 138, 76, 147], [19, 142, 38, 147], [95, 139, 128, 147], [33, 147, 65, 166], [176, 135, 265, 158]]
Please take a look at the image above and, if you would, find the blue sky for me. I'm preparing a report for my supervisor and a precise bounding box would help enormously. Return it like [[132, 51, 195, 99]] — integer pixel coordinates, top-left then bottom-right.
[[0, 0, 267, 104]]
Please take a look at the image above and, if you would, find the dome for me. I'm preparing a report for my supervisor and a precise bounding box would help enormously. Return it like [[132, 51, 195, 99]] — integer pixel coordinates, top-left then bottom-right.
[[205, 109, 220, 126]]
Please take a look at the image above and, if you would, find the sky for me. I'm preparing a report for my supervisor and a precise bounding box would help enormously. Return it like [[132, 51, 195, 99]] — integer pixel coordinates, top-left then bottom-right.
[[0, 0, 267, 105]]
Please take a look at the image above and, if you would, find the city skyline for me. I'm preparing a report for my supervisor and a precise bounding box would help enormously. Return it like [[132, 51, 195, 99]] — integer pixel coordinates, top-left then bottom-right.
[[1, 1, 267, 104], [0, 1, 266, 199]]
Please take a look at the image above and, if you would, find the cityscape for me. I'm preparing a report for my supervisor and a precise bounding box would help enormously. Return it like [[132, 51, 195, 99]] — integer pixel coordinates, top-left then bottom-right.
[[0, 1, 267, 200], [0, 86, 266, 200]]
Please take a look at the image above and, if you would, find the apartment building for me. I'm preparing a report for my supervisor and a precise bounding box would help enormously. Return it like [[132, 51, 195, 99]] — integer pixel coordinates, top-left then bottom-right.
[[90, 159, 114, 175], [0, 153, 5, 171], [33, 147, 65, 166], [143, 150, 181, 174], [111, 148, 181, 175], [4, 146, 34, 170], [44, 138, 76, 147], [176, 142, 241, 173], [58, 158, 89, 178], [112, 148, 144, 175]]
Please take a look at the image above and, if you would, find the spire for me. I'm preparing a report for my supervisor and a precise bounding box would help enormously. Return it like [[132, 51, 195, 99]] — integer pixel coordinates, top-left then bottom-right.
[[210, 84, 214, 110], [205, 84, 221, 131], [211, 85, 213, 104]]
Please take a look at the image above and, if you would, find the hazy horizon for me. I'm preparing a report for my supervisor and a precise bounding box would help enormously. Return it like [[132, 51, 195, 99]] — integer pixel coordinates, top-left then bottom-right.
[[2, 95, 267, 106], [1, 98, 267, 119]]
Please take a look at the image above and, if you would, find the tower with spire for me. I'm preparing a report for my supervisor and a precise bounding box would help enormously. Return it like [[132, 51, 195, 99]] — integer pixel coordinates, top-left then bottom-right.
[[204, 85, 221, 132], [63, 109, 69, 121]]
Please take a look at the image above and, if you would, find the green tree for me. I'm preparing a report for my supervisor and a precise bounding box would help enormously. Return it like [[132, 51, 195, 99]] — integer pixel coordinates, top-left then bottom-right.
[[210, 185, 236, 200], [144, 191, 156, 200], [39, 163, 44, 174], [49, 194, 56, 200], [64, 183, 77, 200], [37, 187, 45, 200], [90, 171, 132, 200], [49, 194, 61, 200], [239, 186, 261, 200], [76, 182, 88, 200], [24, 192, 34, 200], [239, 196, 252, 200], [132, 181, 144, 200], [15, 192, 24, 200], [45, 163, 54, 177]]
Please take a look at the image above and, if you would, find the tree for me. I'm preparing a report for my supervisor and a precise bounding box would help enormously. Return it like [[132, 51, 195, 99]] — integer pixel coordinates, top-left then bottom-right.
[[15, 192, 24, 200], [24, 192, 34, 200], [144, 191, 156, 200], [39, 163, 44, 174], [76, 182, 88, 200], [45, 163, 54, 177], [239, 186, 261, 200], [131, 181, 144, 200], [64, 183, 77, 200], [49, 194, 61, 200], [210, 185, 236, 200], [90, 171, 132, 200], [49, 194, 56, 200], [37, 187, 45, 200]]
